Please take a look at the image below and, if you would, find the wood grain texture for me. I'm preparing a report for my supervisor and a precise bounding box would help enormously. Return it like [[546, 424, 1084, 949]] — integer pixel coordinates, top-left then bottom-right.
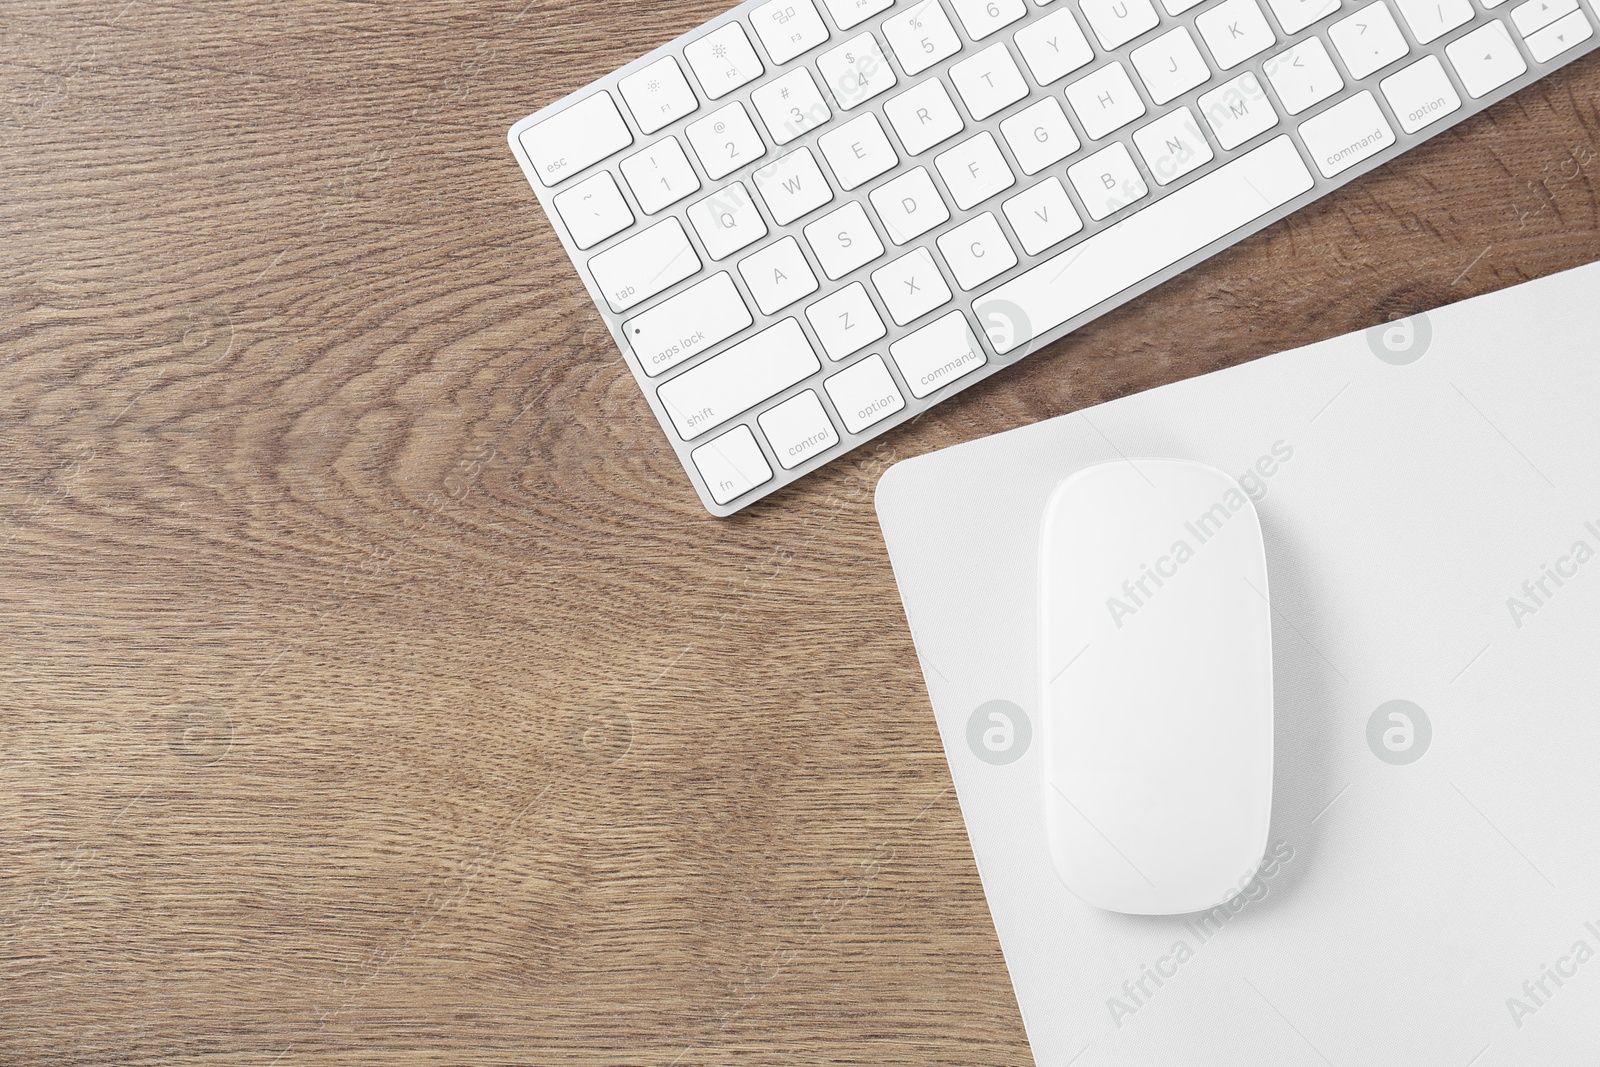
[[1, 0, 1597, 1062]]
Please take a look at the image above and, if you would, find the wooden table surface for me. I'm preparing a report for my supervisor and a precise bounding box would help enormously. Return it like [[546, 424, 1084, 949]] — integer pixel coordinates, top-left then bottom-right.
[[3, 1, 1598, 1063]]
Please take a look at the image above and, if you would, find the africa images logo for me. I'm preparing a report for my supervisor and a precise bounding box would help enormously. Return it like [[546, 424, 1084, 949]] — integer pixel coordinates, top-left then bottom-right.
[[1366, 312, 1432, 365], [1104, 840, 1295, 1028], [1505, 920, 1600, 1029], [1367, 700, 1431, 766], [974, 298, 1035, 361], [1104, 442, 1292, 629], [966, 700, 1031, 765], [1504, 519, 1600, 629]]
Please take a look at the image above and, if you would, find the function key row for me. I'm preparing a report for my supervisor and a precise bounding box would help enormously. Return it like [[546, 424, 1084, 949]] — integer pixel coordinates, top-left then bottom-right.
[[521, 0, 1279, 191], [521, 0, 1076, 190], [528, 0, 1587, 191], [516, 0, 1198, 191]]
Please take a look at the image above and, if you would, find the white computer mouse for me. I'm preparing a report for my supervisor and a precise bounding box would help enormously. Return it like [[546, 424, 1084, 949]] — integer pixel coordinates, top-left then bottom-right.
[[1038, 459, 1274, 916]]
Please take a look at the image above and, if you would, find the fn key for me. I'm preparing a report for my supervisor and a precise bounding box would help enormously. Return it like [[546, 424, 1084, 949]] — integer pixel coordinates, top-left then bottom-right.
[[692, 425, 773, 505]]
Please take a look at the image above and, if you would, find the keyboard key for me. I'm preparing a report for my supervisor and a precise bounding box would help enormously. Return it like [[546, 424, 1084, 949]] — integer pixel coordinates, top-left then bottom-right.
[[936, 132, 1017, 208], [758, 390, 839, 468], [821, 0, 896, 30], [624, 272, 753, 376], [688, 181, 769, 259], [691, 424, 773, 504], [807, 281, 888, 359], [1000, 98, 1081, 174], [1263, 36, 1344, 115], [1014, 8, 1096, 84], [805, 200, 886, 278], [819, 113, 899, 189], [1297, 89, 1395, 176], [950, 44, 1031, 120], [977, 136, 1313, 353], [818, 33, 899, 111], [890, 310, 986, 397], [1196, 0, 1277, 69], [1445, 20, 1526, 96], [684, 23, 765, 100], [1198, 70, 1278, 148], [938, 212, 1019, 289], [658, 317, 821, 438], [750, 0, 831, 63], [825, 354, 906, 432], [1079, 0, 1160, 49], [1065, 62, 1146, 138], [883, 0, 965, 76], [753, 147, 834, 224], [1131, 27, 1212, 105], [1511, 0, 1578, 35], [871, 167, 952, 243], [1133, 106, 1214, 185], [740, 236, 821, 314], [884, 78, 966, 154], [1068, 141, 1149, 218], [686, 102, 766, 181], [1264, 0, 1340, 32], [1394, 0, 1474, 41], [1329, 1, 1410, 79], [520, 92, 633, 187], [1002, 177, 1083, 254], [752, 69, 831, 145], [553, 171, 634, 249], [873, 246, 953, 324], [1161, 0, 1205, 13], [949, 0, 1029, 39], [589, 217, 702, 312], [619, 57, 700, 135], [620, 137, 701, 214], [1525, 8, 1592, 60], [1380, 55, 1461, 132]]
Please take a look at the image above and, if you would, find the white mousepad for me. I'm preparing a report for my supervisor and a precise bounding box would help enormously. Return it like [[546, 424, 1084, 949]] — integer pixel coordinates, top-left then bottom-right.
[[875, 259, 1600, 1066]]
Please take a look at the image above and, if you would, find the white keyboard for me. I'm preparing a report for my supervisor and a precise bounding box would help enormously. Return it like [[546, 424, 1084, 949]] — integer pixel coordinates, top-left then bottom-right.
[[509, 0, 1596, 514]]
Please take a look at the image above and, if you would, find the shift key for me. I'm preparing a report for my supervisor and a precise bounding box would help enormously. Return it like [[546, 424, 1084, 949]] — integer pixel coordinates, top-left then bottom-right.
[[625, 273, 753, 377], [657, 318, 820, 439]]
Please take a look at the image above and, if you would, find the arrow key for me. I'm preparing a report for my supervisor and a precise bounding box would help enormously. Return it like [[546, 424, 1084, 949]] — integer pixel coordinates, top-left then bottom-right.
[[1525, 7, 1593, 60], [1512, 0, 1578, 36], [1445, 20, 1527, 97]]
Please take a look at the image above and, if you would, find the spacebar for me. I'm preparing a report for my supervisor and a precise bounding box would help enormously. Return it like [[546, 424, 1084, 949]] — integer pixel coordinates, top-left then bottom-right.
[[977, 136, 1314, 354]]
